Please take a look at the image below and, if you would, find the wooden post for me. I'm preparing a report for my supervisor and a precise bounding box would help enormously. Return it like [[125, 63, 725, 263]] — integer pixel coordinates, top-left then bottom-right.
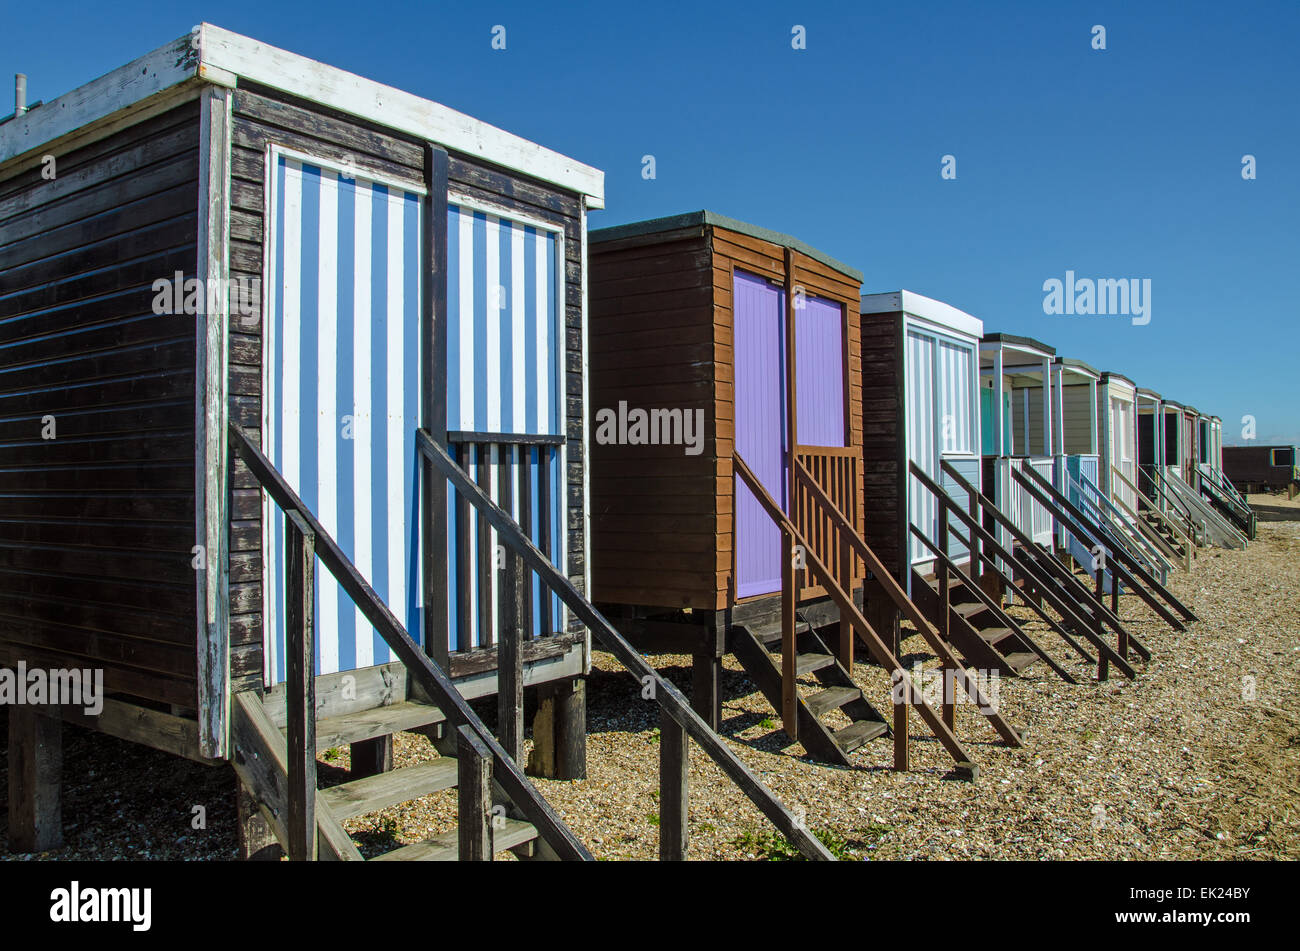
[[527, 677, 587, 780], [659, 707, 688, 861], [285, 509, 317, 861], [838, 527, 854, 669], [893, 675, 909, 771], [457, 725, 494, 860], [350, 737, 393, 778], [7, 704, 62, 853], [691, 648, 722, 732], [938, 507, 954, 731], [236, 781, 284, 860], [780, 526, 798, 742], [498, 549, 524, 761], [423, 144, 451, 670]]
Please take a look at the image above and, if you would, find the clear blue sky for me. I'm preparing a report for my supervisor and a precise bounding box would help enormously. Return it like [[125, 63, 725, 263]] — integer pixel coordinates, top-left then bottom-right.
[[5, 1, 1296, 443]]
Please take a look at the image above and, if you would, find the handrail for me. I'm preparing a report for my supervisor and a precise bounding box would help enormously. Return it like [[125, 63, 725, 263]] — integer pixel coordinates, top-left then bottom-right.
[[1102, 484, 1182, 573], [229, 423, 590, 860], [416, 430, 833, 859], [1017, 463, 1196, 627], [791, 458, 1024, 747], [1111, 465, 1194, 567], [1162, 466, 1248, 548], [736, 452, 999, 775], [1072, 471, 1171, 581], [913, 462, 1137, 680], [1143, 465, 1201, 542], [908, 521, 1078, 684], [936, 461, 1138, 645]]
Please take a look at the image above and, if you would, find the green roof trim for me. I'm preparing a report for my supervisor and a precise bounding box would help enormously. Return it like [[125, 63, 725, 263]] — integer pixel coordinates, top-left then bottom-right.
[[590, 210, 863, 284]]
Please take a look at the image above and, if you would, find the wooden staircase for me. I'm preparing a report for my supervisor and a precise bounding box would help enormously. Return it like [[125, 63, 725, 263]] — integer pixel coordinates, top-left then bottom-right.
[[732, 615, 889, 767], [912, 570, 1039, 677], [228, 423, 837, 861]]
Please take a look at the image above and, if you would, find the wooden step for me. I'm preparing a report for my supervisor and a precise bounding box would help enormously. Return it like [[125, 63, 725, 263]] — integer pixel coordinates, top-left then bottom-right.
[[1003, 652, 1038, 672], [320, 758, 459, 821], [953, 602, 986, 619], [978, 626, 1014, 646], [806, 686, 860, 718], [752, 620, 812, 646], [833, 719, 889, 754], [312, 700, 446, 752], [795, 653, 835, 676], [372, 817, 539, 861]]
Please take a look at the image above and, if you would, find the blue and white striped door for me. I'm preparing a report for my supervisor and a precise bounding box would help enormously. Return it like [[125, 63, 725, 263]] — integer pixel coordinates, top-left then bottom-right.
[[445, 204, 565, 649], [263, 154, 424, 684]]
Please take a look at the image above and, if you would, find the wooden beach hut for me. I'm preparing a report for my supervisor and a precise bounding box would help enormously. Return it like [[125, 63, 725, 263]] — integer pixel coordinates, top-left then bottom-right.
[[588, 216, 1018, 771], [1049, 357, 1101, 563], [857, 291, 982, 608], [0, 24, 813, 863], [1097, 371, 1138, 512], [980, 333, 1057, 551], [1223, 445, 1299, 493]]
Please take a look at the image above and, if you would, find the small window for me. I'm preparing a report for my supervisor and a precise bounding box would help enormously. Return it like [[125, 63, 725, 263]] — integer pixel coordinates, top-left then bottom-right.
[[1272, 448, 1295, 467]]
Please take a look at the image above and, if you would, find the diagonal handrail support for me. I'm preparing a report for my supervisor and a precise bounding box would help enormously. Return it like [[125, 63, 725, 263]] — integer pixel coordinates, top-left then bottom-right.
[[230, 423, 592, 860], [418, 430, 833, 859], [736, 451, 1018, 777], [914, 461, 1137, 680], [1017, 462, 1195, 627], [792, 460, 1026, 748]]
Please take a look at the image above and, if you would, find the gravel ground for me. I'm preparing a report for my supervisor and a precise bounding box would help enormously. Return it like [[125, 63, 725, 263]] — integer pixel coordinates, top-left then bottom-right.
[[4, 496, 1298, 860]]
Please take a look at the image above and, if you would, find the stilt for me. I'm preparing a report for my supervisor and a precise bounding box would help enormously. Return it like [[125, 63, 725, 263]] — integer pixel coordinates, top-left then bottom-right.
[[527, 677, 587, 780], [236, 780, 283, 860], [7, 704, 62, 853], [350, 736, 394, 778], [691, 647, 722, 732]]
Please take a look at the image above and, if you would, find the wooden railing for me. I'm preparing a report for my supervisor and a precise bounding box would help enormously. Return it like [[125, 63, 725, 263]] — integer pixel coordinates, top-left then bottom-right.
[[736, 451, 1025, 776], [913, 461, 1137, 681], [1016, 463, 1197, 628], [417, 430, 833, 860], [794, 445, 862, 597], [229, 423, 588, 861], [1106, 465, 1194, 571]]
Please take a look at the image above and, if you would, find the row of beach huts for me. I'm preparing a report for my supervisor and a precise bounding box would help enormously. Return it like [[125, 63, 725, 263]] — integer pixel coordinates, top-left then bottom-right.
[[0, 27, 1276, 861]]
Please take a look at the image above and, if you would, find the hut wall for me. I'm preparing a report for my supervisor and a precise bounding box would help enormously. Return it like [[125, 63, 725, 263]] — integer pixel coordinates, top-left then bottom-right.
[[0, 101, 202, 707], [1059, 383, 1095, 454], [859, 313, 905, 581], [588, 228, 719, 611]]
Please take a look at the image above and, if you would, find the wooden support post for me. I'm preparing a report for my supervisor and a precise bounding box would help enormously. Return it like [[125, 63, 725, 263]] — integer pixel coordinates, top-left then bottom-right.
[[498, 550, 525, 761], [938, 505, 954, 730], [457, 725, 494, 861], [350, 736, 393, 778], [780, 526, 798, 742], [285, 510, 317, 861], [892, 678, 909, 771], [691, 648, 722, 732], [838, 539, 854, 668], [659, 707, 688, 861], [7, 704, 62, 853], [236, 780, 283, 861], [527, 677, 587, 780]]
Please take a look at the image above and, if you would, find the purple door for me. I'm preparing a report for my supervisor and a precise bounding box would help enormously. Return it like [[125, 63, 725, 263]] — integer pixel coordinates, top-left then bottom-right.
[[795, 295, 846, 447], [734, 270, 787, 598]]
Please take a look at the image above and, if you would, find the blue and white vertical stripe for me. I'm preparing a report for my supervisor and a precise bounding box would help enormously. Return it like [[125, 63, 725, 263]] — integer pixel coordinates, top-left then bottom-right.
[[446, 443, 564, 651], [447, 204, 560, 436], [264, 155, 424, 685]]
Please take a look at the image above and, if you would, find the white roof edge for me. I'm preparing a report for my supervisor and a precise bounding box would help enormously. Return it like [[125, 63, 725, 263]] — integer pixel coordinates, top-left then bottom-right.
[[861, 290, 982, 339], [0, 24, 605, 206]]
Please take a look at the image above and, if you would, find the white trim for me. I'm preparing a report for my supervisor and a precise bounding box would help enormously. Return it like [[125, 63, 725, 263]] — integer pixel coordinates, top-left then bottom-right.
[[273, 143, 426, 195], [195, 86, 232, 759], [862, 290, 983, 339], [447, 190, 563, 235], [0, 25, 604, 206]]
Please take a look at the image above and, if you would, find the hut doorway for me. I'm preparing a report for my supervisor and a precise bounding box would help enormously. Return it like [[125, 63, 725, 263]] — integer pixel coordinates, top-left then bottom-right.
[[733, 269, 788, 598]]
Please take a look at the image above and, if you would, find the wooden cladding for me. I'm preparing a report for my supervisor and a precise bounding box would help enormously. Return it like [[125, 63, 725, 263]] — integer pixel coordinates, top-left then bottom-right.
[[0, 101, 201, 708]]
